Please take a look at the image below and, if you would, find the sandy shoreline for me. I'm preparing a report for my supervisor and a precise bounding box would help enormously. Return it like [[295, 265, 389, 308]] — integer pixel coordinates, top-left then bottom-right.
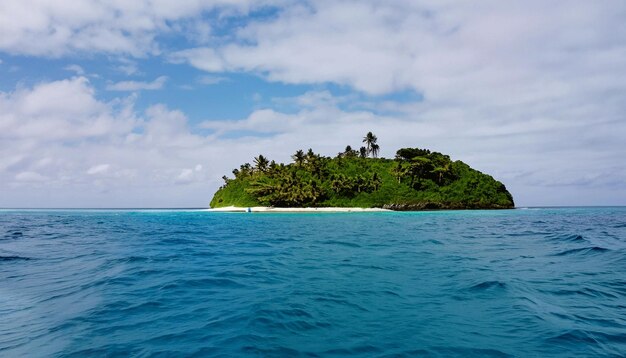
[[207, 206, 390, 213]]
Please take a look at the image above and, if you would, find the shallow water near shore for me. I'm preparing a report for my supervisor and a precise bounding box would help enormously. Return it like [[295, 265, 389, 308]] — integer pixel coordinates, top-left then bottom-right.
[[1, 208, 625, 357]]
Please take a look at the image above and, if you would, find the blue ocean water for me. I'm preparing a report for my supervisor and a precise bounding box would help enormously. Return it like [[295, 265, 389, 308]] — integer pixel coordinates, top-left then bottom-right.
[[1, 208, 625, 357]]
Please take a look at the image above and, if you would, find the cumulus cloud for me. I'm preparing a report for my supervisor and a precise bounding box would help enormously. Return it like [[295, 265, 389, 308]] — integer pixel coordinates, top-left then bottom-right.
[[175, 167, 206, 185], [197, 75, 228, 85], [87, 164, 110, 175], [172, 1, 626, 98], [64, 64, 85, 75], [0, 77, 135, 141], [116, 59, 140, 75], [106, 76, 168, 91], [15, 171, 48, 182], [0, 0, 271, 57]]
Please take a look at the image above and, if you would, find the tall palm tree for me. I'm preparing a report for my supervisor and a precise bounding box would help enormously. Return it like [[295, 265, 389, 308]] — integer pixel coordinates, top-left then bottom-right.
[[431, 161, 451, 185], [392, 162, 405, 183], [240, 163, 252, 176], [409, 156, 431, 188], [268, 160, 278, 175], [253, 154, 269, 172], [370, 143, 380, 158], [355, 175, 365, 193], [292, 149, 305, 167], [330, 175, 342, 193], [371, 172, 381, 191], [362, 131, 378, 157]]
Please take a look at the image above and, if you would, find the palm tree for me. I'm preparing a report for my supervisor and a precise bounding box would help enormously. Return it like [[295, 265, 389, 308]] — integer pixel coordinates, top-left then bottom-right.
[[431, 161, 451, 185], [305, 148, 318, 169], [292, 149, 305, 167], [355, 175, 366, 193], [370, 143, 380, 158], [330, 175, 342, 193], [311, 159, 325, 178], [247, 176, 278, 198], [240, 163, 252, 176], [409, 156, 431, 188], [343, 145, 357, 158], [253, 154, 269, 172], [359, 146, 367, 158], [392, 162, 405, 183], [362, 131, 378, 157], [371, 172, 381, 191]]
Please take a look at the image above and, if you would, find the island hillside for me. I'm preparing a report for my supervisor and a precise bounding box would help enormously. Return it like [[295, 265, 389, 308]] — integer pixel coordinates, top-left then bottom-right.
[[210, 133, 514, 210]]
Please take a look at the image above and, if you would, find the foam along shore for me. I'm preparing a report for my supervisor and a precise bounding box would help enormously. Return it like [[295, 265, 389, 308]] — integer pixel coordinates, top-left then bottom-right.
[[207, 206, 390, 213]]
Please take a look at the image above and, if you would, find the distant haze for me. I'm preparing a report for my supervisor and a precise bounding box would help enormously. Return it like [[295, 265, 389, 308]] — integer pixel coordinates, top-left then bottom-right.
[[1, 1, 625, 207]]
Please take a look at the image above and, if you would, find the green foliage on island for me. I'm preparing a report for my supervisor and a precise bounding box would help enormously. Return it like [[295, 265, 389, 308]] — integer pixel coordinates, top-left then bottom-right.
[[210, 132, 514, 210]]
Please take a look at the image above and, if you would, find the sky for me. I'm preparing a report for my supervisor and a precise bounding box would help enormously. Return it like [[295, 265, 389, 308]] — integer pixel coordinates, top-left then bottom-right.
[[1, 0, 625, 208]]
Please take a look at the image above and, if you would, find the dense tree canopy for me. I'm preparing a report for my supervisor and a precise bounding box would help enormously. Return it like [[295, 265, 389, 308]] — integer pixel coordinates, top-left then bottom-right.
[[211, 133, 514, 210]]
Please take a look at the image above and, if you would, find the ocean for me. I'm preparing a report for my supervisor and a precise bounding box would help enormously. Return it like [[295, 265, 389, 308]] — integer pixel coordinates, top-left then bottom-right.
[[1, 208, 625, 357]]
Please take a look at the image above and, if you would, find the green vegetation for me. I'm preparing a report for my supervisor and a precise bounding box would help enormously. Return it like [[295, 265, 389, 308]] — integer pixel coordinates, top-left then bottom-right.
[[210, 132, 514, 210]]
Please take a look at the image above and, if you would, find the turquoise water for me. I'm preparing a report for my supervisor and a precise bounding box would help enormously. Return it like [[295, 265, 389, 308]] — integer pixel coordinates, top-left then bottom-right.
[[1, 208, 625, 357]]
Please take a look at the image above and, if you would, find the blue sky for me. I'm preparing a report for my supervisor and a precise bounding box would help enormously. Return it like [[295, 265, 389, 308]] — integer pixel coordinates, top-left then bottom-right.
[[1, 0, 625, 207]]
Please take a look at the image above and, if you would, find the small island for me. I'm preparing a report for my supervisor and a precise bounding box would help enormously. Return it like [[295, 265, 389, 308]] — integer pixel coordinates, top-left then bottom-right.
[[210, 132, 514, 211]]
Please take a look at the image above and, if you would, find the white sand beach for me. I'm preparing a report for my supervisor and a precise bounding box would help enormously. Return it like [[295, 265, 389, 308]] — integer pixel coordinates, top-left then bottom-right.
[[207, 206, 390, 213]]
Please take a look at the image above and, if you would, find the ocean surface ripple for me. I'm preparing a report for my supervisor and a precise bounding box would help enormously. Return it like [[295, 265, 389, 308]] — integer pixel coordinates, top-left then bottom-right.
[[1, 207, 625, 357]]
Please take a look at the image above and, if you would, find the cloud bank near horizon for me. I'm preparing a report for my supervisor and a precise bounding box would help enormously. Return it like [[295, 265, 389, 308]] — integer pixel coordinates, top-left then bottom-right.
[[1, 0, 625, 207]]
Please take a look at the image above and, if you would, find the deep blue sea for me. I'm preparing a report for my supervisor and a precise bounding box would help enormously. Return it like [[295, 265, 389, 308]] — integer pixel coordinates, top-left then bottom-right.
[[1, 208, 625, 357]]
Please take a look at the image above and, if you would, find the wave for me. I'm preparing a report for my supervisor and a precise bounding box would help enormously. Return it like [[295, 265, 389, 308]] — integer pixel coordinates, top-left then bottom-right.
[[547, 329, 626, 345], [468, 280, 508, 292], [164, 277, 248, 290], [547, 287, 621, 299], [320, 239, 361, 248], [0, 255, 31, 261], [545, 233, 588, 243], [552, 246, 611, 256], [3, 230, 24, 240], [427, 346, 513, 357]]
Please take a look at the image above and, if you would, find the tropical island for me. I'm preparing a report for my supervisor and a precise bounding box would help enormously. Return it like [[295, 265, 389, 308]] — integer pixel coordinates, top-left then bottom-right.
[[210, 132, 514, 210]]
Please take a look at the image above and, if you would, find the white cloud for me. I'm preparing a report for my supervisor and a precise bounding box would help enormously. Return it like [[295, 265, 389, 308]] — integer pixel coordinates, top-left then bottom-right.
[[116, 59, 140, 76], [0, 77, 135, 141], [64, 64, 84, 75], [197, 75, 228, 85], [169, 48, 225, 72], [173, 1, 626, 98], [87, 164, 110, 175], [0, 0, 271, 57], [15, 171, 48, 182], [175, 169, 195, 184], [106, 76, 168, 91]]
